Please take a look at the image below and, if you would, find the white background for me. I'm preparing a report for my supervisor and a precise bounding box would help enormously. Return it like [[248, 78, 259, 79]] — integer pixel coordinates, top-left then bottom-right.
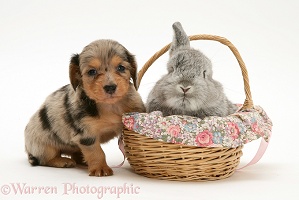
[[1, 0, 298, 199]]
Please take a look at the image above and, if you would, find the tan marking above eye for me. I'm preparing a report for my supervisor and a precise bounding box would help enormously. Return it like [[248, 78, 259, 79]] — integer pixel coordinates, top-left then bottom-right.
[[110, 56, 123, 67], [88, 58, 101, 68]]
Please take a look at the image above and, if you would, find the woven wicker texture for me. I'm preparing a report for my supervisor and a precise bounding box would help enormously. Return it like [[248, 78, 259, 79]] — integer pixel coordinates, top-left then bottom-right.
[[124, 130, 243, 181], [124, 34, 252, 181]]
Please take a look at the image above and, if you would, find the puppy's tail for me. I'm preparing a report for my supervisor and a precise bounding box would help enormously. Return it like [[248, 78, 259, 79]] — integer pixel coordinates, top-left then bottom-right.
[[28, 153, 40, 166]]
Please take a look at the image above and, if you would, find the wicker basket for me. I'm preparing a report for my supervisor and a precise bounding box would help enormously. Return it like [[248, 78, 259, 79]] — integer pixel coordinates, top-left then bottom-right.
[[123, 34, 254, 181]]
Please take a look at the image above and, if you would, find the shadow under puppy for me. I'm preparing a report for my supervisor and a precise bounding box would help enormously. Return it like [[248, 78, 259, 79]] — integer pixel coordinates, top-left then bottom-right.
[[25, 39, 145, 176]]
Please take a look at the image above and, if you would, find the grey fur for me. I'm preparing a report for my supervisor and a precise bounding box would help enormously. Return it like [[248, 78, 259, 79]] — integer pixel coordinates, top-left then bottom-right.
[[146, 22, 237, 118]]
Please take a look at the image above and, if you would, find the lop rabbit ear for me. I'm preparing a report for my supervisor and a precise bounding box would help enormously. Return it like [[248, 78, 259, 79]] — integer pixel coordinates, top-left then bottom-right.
[[169, 22, 190, 56]]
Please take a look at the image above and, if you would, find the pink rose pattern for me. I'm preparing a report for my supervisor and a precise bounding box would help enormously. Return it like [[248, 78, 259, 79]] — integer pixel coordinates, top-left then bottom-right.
[[227, 122, 240, 140], [195, 131, 213, 147], [122, 105, 272, 148], [167, 125, 181, 137], [124, 117, 135, 130]]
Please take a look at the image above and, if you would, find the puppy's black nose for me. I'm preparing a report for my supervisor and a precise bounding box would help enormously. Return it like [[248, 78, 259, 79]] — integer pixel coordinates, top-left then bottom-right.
[[103, 84, 117, 94]]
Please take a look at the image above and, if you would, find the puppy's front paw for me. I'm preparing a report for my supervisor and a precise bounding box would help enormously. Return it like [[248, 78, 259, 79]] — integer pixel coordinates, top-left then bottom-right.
[[88, 164, 113, 177]]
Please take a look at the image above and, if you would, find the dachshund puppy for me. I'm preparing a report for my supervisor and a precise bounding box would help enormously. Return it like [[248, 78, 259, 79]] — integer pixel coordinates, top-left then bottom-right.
[[24, 39, 145, 176]]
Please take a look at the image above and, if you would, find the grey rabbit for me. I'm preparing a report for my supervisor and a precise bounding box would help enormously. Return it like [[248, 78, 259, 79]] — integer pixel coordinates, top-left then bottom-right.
[[146, 22, 237, 118]]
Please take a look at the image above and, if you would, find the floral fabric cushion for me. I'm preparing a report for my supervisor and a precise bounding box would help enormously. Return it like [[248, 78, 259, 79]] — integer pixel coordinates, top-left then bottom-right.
[[122, 105, 272, 148]]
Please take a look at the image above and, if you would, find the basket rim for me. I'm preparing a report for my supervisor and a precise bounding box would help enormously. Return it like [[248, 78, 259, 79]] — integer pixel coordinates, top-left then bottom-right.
[[122, 104, 272, 148]]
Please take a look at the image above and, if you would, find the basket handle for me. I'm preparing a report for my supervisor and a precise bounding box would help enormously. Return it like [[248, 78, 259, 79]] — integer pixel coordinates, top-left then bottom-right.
[[137, 34, 254, 110]]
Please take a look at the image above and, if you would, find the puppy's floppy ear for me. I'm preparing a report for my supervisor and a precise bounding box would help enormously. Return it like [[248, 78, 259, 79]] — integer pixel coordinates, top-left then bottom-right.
[[125, 50, 138, 90], [69, 54, 81, 91]]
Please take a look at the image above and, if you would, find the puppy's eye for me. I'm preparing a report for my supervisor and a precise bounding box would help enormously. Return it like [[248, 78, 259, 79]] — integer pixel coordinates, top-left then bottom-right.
[[117, 65, 126, 73], [87, 69, 97, 76]]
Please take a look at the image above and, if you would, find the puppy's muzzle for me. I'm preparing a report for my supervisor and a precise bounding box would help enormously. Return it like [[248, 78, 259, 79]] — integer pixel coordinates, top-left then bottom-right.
[[103, 84, 117, 94]]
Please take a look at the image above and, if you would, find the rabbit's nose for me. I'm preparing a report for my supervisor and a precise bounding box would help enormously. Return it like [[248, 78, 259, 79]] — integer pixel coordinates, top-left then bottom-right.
[[180, 86, 191, 93]]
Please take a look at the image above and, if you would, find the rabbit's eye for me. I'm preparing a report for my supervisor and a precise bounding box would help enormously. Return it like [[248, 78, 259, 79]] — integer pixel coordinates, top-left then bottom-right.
[[203, 70, 207, 78]]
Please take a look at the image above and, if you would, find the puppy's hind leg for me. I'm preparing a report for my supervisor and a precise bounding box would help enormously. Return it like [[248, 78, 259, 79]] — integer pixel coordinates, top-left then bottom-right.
[[28, 144, 76, 168], [45, 145, 76, 168], [71, 151, 87, 166], [47, 157, 76, 168], [28, 153, 40, 166]]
